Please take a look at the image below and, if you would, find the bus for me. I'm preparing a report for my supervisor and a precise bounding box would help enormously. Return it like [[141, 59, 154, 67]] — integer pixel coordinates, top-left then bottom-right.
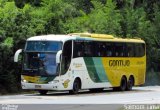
[[14, 33, 146, 94]]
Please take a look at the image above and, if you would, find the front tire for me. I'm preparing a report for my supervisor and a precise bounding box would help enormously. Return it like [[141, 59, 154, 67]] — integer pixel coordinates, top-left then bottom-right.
[[69, 79, 80, 94], [38, 90, 48, 95]]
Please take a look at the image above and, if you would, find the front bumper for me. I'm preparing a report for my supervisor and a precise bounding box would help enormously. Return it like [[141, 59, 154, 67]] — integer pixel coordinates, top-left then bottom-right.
[[21, 82, 62, 90]]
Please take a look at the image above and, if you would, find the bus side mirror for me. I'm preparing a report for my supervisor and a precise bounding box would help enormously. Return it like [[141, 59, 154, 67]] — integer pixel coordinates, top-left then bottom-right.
[[56, 50, 62, 64], [14, 49, 23, 62]]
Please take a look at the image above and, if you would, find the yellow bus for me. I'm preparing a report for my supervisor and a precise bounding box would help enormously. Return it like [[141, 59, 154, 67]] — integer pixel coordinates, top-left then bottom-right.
[[14, 33, 146, 94]]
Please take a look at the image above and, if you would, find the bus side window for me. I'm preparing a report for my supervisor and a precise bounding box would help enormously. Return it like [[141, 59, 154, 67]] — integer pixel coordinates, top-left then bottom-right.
[[106, 42, 113, 57], [114, 43, 125, 57], [101, 43, 107, 57], [73, 41, 84, 58], [95, 42, 106, 57], [127, 43, 135, 57], [93, 41, 99, 57], [96, 42, 101, 57], [84, 41, 93, 57], [135, 43, 145, 57]]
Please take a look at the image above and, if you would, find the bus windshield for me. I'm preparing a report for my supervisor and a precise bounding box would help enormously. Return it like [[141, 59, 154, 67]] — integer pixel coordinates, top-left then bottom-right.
[[23, 41, 62, 76], [25, 41, 62, 52]]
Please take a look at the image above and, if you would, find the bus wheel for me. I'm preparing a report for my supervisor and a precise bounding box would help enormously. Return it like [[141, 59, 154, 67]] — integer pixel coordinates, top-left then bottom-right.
[[126, 76, 134, 91], [69, 79, 80, 94], [119, 76, 127, 91], [38, 90, 48, 95]]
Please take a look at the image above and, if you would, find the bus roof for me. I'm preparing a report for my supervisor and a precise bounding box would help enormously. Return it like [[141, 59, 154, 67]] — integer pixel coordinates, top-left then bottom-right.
[[27, 35, 76, 42], [71, 33, 145, 43], [27, 33, 145, 43]]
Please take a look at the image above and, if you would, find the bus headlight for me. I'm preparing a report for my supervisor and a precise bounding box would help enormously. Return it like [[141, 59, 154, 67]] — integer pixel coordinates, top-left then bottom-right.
[[22, 79, 28, 83], [48, 80, 59, 84]]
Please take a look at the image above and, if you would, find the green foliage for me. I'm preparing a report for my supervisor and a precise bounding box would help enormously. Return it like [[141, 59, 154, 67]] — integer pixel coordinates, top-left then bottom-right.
[[88, 0, 122, 35], [64, 0, 122, 35], [2, 37, 13, 48], [0, 1, 34, 94]]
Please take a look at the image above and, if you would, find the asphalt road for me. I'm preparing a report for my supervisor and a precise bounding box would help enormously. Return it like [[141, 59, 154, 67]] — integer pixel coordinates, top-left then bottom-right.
[[1, 86, 160, 110]]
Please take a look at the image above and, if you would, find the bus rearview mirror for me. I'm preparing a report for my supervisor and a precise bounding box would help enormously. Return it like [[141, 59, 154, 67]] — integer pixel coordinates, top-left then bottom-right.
[[14, 49, 23, 62], [56, 50, 62, 64]]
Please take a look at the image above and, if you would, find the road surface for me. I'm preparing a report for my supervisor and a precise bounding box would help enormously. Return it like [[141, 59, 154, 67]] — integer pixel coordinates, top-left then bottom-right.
[[0, 86, 160, 104]]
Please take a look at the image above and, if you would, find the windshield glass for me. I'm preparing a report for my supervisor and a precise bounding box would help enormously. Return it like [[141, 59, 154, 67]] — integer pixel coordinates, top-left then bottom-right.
[[24, 52, 58, 75], [25, 41, 62, 52], [23, 41, 62, 76]]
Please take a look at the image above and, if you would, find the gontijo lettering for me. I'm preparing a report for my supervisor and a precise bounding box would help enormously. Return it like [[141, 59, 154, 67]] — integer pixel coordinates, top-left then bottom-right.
[[109, 60, 130, 67]]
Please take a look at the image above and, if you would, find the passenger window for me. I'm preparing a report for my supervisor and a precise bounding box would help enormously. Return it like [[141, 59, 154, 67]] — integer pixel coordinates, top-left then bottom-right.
[[84, 41, 93, 57], [73, 41, 84, 58], [127, 43, 135, 57], [114, 43, 125, 57], [106, 43, 113, 57], [135, 43, 145, 57]]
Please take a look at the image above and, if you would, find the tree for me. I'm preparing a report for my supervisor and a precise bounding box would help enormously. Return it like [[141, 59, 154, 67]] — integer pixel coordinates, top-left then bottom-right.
[[64, 0, 122, 35], [0, 1, 37, 94]]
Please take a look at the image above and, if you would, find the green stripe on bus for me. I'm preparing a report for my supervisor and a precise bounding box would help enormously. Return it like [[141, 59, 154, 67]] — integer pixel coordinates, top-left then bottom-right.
[[83, 57, 101, 82], [92, 58, 108, 82]]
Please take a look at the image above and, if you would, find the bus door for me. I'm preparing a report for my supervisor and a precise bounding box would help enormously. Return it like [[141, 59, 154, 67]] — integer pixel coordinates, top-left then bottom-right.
[[61, 40, 72, 76]]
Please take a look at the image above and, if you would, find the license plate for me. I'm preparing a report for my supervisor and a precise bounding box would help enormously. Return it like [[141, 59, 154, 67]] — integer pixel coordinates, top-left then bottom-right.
[[35, 85, 41, 89]]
